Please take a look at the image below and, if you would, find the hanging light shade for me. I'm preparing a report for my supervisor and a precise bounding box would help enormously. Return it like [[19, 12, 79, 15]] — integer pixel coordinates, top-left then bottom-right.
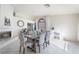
[[44, 4, 50, 8]]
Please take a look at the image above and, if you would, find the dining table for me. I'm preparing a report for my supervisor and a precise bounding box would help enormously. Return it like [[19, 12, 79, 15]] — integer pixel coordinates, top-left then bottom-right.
[[23, 33, 40, 53]]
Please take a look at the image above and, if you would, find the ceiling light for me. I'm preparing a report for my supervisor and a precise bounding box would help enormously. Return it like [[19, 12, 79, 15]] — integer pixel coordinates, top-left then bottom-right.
[[44, 4, 50, 8]]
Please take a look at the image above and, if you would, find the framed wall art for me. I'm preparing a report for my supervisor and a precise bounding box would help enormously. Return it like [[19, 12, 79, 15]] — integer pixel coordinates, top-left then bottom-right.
[[4, 17, 11, 26]]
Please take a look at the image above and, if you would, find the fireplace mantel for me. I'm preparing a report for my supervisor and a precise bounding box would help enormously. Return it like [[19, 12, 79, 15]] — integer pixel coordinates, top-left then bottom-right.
[[0, 31, 11, 39], [0, 27, 12, 32], [0, 27, 12, 39]]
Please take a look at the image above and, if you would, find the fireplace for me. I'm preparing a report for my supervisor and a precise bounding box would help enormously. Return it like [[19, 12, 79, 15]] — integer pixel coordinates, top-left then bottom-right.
[[0, 31, 11, 39]]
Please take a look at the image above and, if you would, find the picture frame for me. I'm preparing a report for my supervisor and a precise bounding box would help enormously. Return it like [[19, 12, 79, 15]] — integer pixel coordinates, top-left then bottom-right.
[[4, 17, 11, 26]]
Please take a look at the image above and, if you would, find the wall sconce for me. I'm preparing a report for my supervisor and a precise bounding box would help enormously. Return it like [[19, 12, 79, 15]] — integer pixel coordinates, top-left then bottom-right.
[[13, 11, 16, 17]]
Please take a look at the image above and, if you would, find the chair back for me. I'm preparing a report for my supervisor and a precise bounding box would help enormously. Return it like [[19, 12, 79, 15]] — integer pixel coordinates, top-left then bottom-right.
[[39, 32, 46, 45], [45, 31, 50, 42], [19, 31, 25, 46]]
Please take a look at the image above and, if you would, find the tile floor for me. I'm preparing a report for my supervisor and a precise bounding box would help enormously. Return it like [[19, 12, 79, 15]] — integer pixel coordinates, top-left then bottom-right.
[[0, 37, 79, 54]]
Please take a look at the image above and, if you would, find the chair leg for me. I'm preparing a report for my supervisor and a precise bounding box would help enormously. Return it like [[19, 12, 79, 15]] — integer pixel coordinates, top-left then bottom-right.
[[46, 42, 47, 47], [46, 41, 50, 47], [48, 41, 50, 45], [19, 45, 21, 54], [39, 45, 40, 53], [43, 43, 45, 49], [23, 47, 25, 54]]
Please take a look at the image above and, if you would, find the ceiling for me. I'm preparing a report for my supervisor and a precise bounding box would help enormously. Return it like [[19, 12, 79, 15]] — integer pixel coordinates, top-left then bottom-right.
[[11, 4, 79, 16]]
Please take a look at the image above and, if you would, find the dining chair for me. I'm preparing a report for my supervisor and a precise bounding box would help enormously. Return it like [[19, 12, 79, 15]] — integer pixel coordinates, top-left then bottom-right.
[[19, 29, 35, 54], [45, 31, 50, 47], [19, 31, 27, 54], [38, 32, 46, 52]]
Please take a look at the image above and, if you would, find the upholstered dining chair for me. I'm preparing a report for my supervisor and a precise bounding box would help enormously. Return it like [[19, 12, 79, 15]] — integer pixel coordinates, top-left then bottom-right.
[[38, 32, 46, 52], [19, 31, 27, 54], [19, 29, 35, 54], [45, 31, 50, 47]]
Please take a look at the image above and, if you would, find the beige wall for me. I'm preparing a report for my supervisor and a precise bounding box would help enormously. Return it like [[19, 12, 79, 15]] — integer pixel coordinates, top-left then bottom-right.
[[0, 5, 14, 37], [77, 16, 79, 41], [1, 4, 79, 41], [0, 4, 34, 37], [46, 14, 79, 41]]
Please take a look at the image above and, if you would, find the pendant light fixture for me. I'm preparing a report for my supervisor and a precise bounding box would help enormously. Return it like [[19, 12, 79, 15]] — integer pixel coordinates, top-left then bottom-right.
[[44, 4, 50, 8]]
